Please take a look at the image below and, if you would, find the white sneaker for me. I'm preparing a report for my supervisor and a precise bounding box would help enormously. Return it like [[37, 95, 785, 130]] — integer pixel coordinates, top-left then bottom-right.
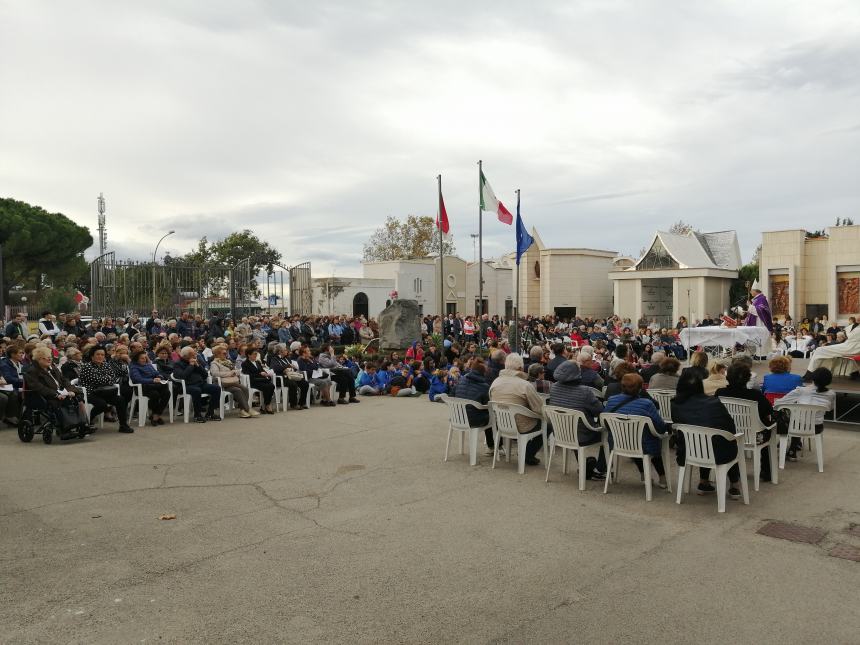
[[250, 409, 261, 417], [239, 410, 251, 418]]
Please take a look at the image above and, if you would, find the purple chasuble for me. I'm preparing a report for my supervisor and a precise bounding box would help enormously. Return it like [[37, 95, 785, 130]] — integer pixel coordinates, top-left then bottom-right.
[[744, 292, 773, 332]]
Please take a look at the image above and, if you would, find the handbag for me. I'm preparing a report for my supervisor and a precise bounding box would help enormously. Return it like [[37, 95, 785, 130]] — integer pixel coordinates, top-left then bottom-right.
[[286, 370, 304, 382], [56, 401, 87, 431]]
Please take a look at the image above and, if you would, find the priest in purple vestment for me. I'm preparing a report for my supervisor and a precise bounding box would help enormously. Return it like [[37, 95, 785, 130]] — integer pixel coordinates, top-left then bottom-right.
[[743, 284, 773, 332]]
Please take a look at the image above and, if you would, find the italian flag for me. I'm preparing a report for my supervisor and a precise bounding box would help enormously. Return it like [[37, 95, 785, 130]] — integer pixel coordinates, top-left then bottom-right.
[[480, 170, 513, 225]]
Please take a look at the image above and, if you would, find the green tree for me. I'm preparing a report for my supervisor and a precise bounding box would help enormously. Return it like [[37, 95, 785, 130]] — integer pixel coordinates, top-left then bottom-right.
[[0, 198, 93, 302], [173, 229, 282, 296], [362, 215, 456, 261], [730, 262, 760, 307]]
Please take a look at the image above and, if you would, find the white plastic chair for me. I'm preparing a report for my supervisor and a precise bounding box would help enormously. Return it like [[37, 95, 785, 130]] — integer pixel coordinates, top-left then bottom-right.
[[79, 385, 105, 429], [212, 376, 235, 419], [128, 376, 173, 426], [776, 403, 827, 472], [488, 401, 547, 474], [439, 395, 491, 466], [648, 389, 675, 424], [270, 373, 289, 411], [170, 375, 211, 423], [673, 423, 749, 512], [127, 376, 149, 427], [239, 373, 264, 411], [600, 413, 672, 501], [719, 396, 778, 490], [544, 406, 608, 491]]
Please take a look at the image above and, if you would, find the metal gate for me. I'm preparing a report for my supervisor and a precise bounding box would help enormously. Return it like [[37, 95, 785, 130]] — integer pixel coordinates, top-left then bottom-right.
[[263, 264, 289, 316], [89, 253, 253, 320], [289, 261, 312, 316]]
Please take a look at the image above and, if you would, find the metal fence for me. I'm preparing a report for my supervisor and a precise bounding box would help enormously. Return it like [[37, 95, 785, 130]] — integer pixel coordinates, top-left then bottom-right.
[[89, 253, 254, 320], [88, 254, 312, 320]]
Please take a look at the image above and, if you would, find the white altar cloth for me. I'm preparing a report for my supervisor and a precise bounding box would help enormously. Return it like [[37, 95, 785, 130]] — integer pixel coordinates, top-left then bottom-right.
[[679, 326, 771, 351]]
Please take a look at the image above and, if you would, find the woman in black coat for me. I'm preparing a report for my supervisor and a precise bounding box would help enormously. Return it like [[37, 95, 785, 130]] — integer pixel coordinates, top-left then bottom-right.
[[714, 362, 774, 481], [241, 348, 276, 413], [671, 371, 741, 499]]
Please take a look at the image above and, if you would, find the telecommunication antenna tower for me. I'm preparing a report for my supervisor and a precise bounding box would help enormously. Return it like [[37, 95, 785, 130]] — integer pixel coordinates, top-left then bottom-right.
[[97, 192, 107, 256]]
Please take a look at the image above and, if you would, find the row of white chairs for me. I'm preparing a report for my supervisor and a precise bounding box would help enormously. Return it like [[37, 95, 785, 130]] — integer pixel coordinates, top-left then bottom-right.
[[112, 367, 339, 427], [441, 393, 828, 513]]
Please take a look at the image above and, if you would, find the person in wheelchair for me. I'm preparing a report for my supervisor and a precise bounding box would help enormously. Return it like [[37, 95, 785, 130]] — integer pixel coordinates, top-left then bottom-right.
[[24, 346, 95, 438]]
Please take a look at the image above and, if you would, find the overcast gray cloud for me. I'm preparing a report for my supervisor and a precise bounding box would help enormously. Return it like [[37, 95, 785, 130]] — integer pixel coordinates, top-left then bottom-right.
[[1, 0, 859, 276]]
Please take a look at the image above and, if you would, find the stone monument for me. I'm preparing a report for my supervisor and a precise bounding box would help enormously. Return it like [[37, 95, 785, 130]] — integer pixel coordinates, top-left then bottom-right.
[[379, 299, 422, 350]]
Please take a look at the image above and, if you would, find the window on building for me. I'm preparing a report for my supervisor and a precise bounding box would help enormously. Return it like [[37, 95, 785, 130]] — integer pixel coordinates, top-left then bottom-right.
[[413, 277, 422, 294], [638, 238, 679, 270]]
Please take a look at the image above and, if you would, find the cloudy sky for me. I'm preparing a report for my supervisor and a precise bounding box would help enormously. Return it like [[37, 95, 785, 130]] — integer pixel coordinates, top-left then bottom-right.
[[2, 1, 859, 277]]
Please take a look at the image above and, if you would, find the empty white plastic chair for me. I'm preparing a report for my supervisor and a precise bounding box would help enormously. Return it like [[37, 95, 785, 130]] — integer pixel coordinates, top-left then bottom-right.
[[719, 396, 778, 490], [439, 395, 491, 466], [673, 423, 749, 512], [776, 403, 827, 472], [648, 389, 675, 424], [544, 406, 608, 491], [600, 413, 672, 501], [489, 401, 547, 474]]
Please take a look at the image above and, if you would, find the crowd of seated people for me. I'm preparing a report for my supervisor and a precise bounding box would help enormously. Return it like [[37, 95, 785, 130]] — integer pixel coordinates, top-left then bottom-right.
[[0, 307, 844, 484]]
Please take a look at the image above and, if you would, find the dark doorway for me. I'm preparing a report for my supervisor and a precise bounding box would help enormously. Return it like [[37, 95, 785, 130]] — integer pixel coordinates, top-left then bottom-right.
[[554, 306, 576, 320], [474, 298, 488, 316], [446, 302, 457, 316], [353, 292, 369, 318], [805, 304, 828, 320], [505, 299, 514, 321]]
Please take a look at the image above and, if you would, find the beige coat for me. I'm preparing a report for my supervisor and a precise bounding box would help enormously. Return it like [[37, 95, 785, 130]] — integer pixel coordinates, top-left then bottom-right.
[[703, 374, 728, 396], [489, 369, 545, 432], [209, 358, 240, 386]]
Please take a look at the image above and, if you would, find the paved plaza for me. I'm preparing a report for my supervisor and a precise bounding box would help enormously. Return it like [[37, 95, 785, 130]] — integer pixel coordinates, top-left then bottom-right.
[[1, 398, 859, 644]]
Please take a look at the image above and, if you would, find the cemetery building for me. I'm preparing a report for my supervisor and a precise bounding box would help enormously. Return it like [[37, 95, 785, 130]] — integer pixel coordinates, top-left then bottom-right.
[[360, 255, 512, 317], [759, 224, 860, 324], [609, 230, 741, 327], [510, 229, 617, 319], [311, 277, 392, 318]]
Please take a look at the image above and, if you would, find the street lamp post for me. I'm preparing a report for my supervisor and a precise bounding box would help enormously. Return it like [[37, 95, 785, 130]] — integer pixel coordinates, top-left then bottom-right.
[[152, 230, 175, 313]]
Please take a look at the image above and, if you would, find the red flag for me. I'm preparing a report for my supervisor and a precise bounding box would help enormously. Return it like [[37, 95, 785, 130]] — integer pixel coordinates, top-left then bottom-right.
[[497, 201, 513, 225], [437, 192, 450, 234]]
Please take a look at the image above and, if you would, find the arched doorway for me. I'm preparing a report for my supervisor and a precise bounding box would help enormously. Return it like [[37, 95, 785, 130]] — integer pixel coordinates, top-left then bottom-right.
[[353, 292, 369, 318]]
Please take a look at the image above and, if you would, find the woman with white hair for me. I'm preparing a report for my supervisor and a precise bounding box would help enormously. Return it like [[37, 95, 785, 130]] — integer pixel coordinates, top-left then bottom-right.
[[577, 347, 605, 390], [488, 352, 546, 466]]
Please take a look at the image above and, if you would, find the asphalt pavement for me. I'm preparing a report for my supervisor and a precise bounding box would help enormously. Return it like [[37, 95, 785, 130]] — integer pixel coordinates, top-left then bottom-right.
[[1, 396, 859, 644]]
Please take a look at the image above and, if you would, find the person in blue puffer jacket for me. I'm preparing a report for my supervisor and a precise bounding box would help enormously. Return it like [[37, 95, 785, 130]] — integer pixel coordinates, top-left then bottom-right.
[[428, 369, 448, 402], [604, 373, 668, 489]]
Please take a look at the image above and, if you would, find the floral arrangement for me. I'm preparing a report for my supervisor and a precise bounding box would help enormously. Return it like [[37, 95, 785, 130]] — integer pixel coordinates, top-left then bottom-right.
[[389, 290, 398, 300]]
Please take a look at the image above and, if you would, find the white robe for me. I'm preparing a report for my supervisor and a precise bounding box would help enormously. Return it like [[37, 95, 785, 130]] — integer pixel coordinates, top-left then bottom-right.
[[808, 323, 860, 374]]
